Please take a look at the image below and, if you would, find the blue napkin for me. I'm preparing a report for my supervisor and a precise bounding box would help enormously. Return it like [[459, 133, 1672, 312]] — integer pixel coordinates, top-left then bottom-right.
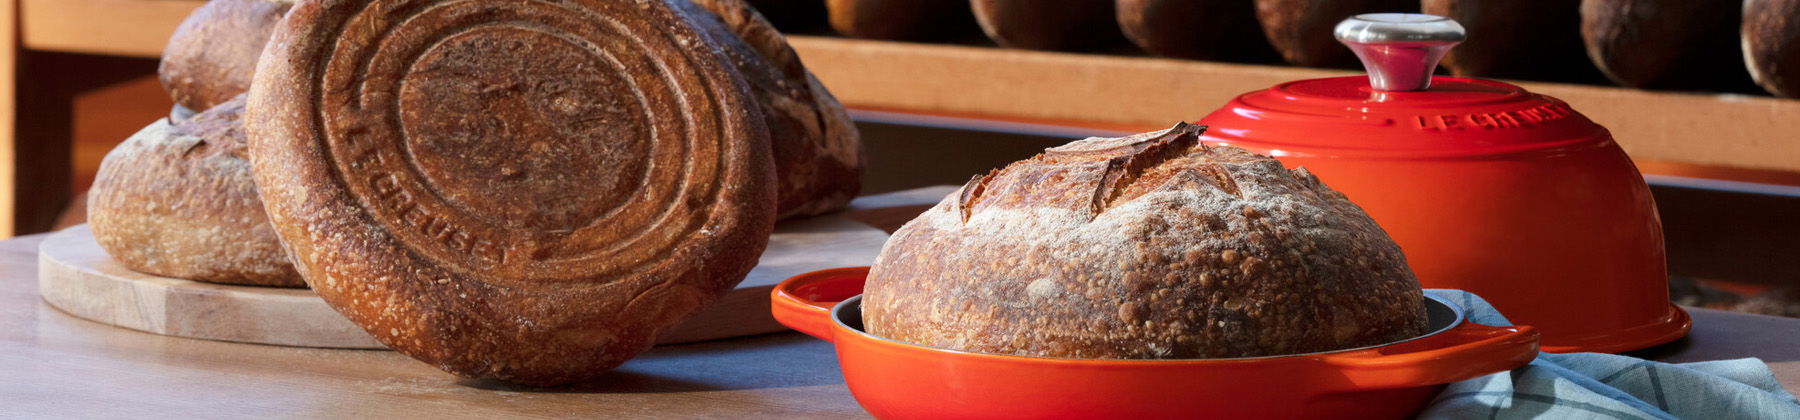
[[1418, 289, 1800, 419]]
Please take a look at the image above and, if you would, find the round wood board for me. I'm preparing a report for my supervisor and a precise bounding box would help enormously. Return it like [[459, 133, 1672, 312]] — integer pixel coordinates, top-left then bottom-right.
[[37, 212, 891, 349]]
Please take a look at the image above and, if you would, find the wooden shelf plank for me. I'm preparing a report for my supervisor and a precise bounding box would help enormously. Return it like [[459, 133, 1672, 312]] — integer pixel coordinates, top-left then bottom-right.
[[11, 1, 1799, 174], [789, 36, 1800, 174], [19, 0, 201, 58]]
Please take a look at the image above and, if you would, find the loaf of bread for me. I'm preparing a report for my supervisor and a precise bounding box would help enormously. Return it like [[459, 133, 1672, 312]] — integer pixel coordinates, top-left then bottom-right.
[[691, 0, 864, 219], [972, 0, 1121, 51], [1423, 0, 1598, 82], [1117, 0, 1275, 61], [1255, 0, 1416, 67], [88, 95, 303, 287], [1744, 0, 1800, 97], [248, 0, 775, 386], [1580, 0, 1751, 89], [827, 0, 976, 41], [159, 0, 292, 112], [865, 123, 1428, 359]]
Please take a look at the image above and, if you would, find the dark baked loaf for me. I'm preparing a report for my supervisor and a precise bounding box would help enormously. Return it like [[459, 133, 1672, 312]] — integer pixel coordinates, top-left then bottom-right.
[[1254, 0, 1416, 67], [159, 0, 293, 112], [88, 95, 303, 287], [1117, 0, 1275, 61], [248, 0, 775, 386], [1580, 0, 1751, 89], [865, 123, 1428, 359], [1424, 0, 1597, 82], [971, 0, 1121, 51], [691, 0, 864, 219], [1744, 0, 1800, 97], [827, 0, 976, 41]]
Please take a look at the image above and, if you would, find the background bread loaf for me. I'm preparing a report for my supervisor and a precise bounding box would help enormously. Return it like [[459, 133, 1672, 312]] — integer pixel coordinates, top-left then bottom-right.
[[826, 0, 976, 41], [972, 0, 1122, 51], [1254, 0, 1416, 68], [1744, 0, 1800, 97], [865, 124, 1427, 359], [1580, 0, 1752, 89], [88, 95, 302, 287], [1117, 0, 1276, 61], [159, 0, 293, 112], [692, 0, 864, 219]]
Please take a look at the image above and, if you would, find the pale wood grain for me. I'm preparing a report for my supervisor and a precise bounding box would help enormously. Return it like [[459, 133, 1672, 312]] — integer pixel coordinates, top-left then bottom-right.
[[36, 206, 893, 349]]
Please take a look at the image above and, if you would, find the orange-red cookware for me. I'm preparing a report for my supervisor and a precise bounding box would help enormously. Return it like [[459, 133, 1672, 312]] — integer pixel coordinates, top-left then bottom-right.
[[773, 267, 1540, 420], [1197, 14, 1687, 353]]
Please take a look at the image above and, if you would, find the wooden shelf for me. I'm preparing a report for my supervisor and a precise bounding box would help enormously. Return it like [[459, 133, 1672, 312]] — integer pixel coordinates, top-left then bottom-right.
[[14, 0, 1799, 174], [787, 36, 1800, 174], [19, 0, 200, 58]]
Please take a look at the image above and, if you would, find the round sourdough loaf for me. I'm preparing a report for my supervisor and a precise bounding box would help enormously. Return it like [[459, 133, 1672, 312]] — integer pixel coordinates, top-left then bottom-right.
[[691, 0, 863, 219], [88, 95, 303, 287], [247, 0, 775, 385], [160, 0, 293, 112], [971, 0, 1121, 51], [864, 123, 1428, 359]]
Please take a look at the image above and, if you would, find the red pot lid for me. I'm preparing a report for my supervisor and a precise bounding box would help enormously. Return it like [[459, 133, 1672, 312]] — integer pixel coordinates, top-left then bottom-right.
[[1198, 14, 1611, 160]]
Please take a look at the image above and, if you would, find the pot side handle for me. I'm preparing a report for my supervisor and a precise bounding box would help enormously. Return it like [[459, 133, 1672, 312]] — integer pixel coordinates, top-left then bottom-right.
[[1319, 322, 1540, 391], [770, 267, 870, 343]]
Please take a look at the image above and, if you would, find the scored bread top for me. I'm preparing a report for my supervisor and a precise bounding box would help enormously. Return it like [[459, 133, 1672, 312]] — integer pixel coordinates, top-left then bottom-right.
[[865, 123, 1427, 359], [159, 0, 293, 112], [88, 95, 303, 287]]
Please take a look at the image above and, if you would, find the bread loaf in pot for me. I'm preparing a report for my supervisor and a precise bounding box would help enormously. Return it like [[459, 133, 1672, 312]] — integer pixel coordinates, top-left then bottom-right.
[[88, 95, 303, 287], [160, 0, 293, 113], [864, 123, 1427, 359]]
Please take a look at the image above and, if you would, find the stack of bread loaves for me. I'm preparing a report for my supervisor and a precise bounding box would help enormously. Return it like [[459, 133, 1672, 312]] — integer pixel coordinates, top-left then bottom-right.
[[88, 0, 861, 386], [88, 0, 302, 287]]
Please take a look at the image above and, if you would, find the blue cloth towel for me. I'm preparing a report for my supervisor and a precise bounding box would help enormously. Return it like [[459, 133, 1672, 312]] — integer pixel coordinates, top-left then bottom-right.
[[1419, 289, 1800, 419]]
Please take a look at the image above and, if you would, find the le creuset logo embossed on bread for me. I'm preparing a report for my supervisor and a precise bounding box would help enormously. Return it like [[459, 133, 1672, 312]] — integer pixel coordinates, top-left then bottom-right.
[[311, 0, 728, 286]]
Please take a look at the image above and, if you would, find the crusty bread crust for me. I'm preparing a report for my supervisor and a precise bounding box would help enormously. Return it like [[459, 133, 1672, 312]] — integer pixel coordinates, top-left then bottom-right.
[[159, 0, 293, 112], [691, 0, 864, 219], [247, 0, 775, 385], [89, 95, 303, 287], [865, 123, 1427, 359]]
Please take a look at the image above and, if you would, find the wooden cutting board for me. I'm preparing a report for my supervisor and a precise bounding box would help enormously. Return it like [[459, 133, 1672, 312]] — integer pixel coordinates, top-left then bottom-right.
[[36, 205, 907, 349]]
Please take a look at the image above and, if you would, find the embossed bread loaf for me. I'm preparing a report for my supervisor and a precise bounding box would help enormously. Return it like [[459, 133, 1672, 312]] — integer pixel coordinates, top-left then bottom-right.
[[160, 0, 293, 112], [865, 123, 1428, 359], [248, 0, 775, 385], [89, 95, 303, 287], [692, 0, 863, 219]]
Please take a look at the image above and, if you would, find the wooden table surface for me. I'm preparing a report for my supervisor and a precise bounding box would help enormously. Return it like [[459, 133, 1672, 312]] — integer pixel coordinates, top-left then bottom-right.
[[1, 187, 1797, 418]]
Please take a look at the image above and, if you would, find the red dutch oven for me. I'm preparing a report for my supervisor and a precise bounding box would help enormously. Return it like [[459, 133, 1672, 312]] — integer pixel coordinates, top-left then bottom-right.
[[1197, 14, 1688, 353], [773, 267, 1539, 420]]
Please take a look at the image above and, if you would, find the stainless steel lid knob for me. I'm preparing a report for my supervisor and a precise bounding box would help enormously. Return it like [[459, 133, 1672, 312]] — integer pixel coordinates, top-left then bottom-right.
[[1334, 13, 1466, 92]]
